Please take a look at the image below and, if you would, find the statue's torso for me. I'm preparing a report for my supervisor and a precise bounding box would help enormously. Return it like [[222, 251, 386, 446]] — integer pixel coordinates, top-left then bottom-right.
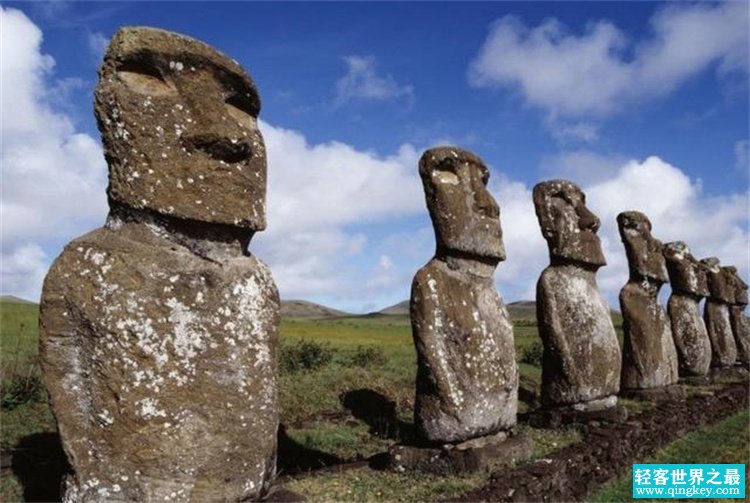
[[619, 282, 679, 389], [536, 265, 621, 406], [411, 260, 517, 443], [40, 222, 279, 501]]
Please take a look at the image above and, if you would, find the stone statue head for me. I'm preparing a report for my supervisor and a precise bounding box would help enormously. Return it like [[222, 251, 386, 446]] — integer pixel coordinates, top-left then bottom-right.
[[532, 179, 605, 268], [726, 266, 749, 307], [617, 211, 668, 283], [663, 242, 709, 297], [95, 27, 266, 230], [419, 147, 505, 261], [700, 257, 733, 303]]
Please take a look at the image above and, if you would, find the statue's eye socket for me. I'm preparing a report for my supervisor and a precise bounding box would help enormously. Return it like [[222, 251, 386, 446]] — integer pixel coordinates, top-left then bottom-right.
[[225, 94, 256, 127], [117, 61, 176, 96], [433, 168, 459, 185]]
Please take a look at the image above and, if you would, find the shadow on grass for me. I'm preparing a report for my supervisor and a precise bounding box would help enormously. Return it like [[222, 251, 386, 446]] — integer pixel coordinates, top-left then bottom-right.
[[11, 432, 70, 502], [340, 388, 414, 442], [277, 424, 345, 475]]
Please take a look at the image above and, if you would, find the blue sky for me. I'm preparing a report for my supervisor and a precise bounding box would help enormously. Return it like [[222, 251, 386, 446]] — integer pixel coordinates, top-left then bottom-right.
[[2, 1, 748, 313]]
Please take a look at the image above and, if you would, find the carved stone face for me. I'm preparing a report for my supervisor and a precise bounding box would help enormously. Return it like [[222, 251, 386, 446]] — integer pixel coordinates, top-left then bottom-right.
[[419, 147, 505, 261], [617, 211, 668, 283], [727, 266, 749, 306], [533, 180, 605, 268], [663, 242, 709, 297], [700, 257, 733, 303], [95, 27, 266, 230]]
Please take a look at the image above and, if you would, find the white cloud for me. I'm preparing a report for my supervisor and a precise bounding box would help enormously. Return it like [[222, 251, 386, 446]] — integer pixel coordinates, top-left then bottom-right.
[[255, 121, 424, 302], [0, 244, 48, 303], [490, 175, 547, 302], [539, 150, 627, 185], [1, 6, 107, 300], [469, 2, 748, 119], [334, 55, 414, 106]]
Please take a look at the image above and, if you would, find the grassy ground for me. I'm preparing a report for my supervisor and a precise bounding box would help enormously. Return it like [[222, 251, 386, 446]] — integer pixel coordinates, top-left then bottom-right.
[[1, 299, 747, 503]]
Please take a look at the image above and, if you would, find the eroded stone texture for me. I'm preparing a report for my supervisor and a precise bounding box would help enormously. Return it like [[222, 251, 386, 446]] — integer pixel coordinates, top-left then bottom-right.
[[701, 258, 738, 368], [533, 180, 621, 409], [95, 27, 266, 229], [40, 27, 279, 502], [617, 211, 678, 390], [724, 266, 749, 366], [664, 242, 711, 376], [411, 147, 518, 444]]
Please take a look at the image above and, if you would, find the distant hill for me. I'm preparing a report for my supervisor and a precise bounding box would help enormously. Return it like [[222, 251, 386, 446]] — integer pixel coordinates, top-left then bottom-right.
[[377, 300, 409, 316], [507, 300, 537, 321], [0, 295, 35, 305], [280, 300, 352, 319], [374, 299, 536, 321]]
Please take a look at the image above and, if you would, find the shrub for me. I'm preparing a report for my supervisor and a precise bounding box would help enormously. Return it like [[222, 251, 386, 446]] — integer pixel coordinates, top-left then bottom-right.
[[347, 345, 387, 368], [0, 361, 44, 410], [280, 339, 335, 373], [519, 340, 544, 367]]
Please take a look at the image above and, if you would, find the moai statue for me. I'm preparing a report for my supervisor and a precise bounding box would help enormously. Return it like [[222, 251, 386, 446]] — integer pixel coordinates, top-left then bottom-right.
[[663, 242, 712, 376], [701, 258, 738, 367], [533, 180, 621, 411], [39, 27, 279, 501], [725, 267, 750, 366], [411, 147, 518, 444], [617, 211, 679, 391]]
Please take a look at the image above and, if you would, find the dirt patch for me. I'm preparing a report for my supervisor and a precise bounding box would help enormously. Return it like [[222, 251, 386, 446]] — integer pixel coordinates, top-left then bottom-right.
[[450, 382, 749, 502]]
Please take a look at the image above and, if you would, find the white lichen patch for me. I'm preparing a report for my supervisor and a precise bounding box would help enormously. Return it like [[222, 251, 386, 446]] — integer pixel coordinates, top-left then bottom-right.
[[137, 397, 167, 419]]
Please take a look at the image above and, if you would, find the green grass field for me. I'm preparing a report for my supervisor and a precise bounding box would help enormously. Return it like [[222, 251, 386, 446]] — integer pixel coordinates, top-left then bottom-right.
[[1, 299, 747, 502]]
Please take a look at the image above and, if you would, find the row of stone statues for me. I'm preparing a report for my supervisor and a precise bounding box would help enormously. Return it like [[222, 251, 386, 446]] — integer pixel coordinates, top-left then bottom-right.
[[39, 27, 747, 500], [410, 150, 749, 446]]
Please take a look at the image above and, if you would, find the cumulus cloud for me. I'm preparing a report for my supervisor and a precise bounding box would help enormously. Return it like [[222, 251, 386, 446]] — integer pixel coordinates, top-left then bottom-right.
[[469, 2, 748, 119], [0, 245, 48, 303], [334, 55, 414, 107], [254, 122, 424, 302], [1, 6, 108, 299], [539, 150, 627, 185]]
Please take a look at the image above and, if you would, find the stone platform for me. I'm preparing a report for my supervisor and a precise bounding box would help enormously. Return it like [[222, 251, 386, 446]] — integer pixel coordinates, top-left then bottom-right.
[[620, 384, 686, 402], [523, 395, 629, 428], [388, 431, 532, 474]]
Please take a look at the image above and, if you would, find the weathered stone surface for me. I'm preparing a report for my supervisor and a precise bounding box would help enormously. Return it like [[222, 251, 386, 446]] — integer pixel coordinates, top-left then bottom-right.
[[40, 27, 278, 502], [533, 180, 621, 408], [523, 398, 629, 429], [95, 27, 266, 230], [725, 266, 750, 366], [389, 431, 532, 475], [701, 258, 738, 368], [619, 384, 686, 402], [663, 242, 711, 376], [617, 212, 678, 390], [411, 147, 517, 444]]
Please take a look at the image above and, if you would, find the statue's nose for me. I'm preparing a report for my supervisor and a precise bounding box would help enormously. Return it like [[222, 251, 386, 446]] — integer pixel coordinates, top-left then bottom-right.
[[179, 73, 254, 163], [577, 204, 600, 232], [476, 188, 500, 218]]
